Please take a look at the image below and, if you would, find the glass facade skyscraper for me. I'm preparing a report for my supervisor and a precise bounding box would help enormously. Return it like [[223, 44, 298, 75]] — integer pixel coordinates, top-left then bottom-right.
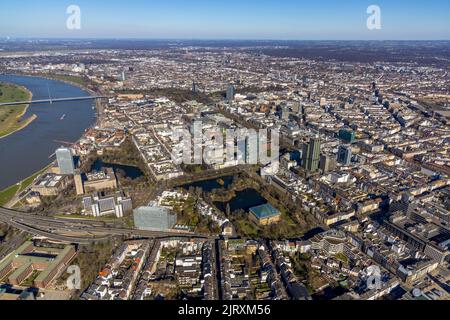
[[338, 129, 356, 144], [337, 145, 352, 165], [226, 84, 235, 102], [56, 147, 75, 175], [302, 138, 321, 173], [133, 206, 177, 231]]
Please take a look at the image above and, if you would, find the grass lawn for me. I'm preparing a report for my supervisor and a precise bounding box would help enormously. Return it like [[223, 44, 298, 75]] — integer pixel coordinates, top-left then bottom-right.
[[0, 184, 20, 206], [50, 75, 87, 87], [235, 219, 259, 238], [21, 270, 41, 287], [335, 252, 350, 264], [19, 165, 50, 190], [0, 164, 51, 207], [0, 82, 34, 138]]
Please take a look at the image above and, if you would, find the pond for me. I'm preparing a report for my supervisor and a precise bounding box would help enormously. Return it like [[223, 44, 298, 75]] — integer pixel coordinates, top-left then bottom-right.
[[91, 159, 144, 180], [181, 176, 268, 213], [181, 176, 234, 193], [214, 188, 267, 213]]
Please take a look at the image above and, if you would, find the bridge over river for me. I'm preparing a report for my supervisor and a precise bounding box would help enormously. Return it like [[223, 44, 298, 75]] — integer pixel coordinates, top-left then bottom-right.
[[0, 95, 108, 107]]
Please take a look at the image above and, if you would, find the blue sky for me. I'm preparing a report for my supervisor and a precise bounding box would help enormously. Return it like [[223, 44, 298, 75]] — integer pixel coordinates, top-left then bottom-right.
[[0, 0, 449, 40]]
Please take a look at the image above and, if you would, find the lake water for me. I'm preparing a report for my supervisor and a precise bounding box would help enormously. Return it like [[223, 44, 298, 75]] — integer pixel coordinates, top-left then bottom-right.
[[182, 176, 234, 193], [182, 176, 268, 213], [214, 188, 267, 213], [91, 159, 144, 180], [0, 75, 96, 190]]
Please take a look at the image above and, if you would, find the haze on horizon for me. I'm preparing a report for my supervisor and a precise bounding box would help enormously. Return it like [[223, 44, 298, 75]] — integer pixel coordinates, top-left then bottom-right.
[[0, 0, 449, 40]]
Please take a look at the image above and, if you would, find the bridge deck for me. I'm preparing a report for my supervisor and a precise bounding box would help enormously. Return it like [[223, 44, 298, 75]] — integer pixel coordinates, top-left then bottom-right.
[[0, 96, 107, 107]]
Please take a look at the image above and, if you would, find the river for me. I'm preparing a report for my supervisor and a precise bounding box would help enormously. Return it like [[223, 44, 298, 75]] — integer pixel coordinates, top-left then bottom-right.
[[0, 75, 96, 190]]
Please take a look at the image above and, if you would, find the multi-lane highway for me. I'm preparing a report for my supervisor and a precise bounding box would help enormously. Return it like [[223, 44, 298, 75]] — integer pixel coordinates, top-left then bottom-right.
[[0, 206, 212, 244]]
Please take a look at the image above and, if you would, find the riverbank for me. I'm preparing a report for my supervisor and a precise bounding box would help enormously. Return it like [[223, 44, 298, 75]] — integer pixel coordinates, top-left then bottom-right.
[[12, 72, 99, 96], [0, 74, 97, 191], [9, 72, 104, 128], [0, 164, 51, 207], [0, 82, 35, 139]]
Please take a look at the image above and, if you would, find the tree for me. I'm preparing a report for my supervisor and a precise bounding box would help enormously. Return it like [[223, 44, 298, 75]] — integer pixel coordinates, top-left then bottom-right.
[[195, 187, 203, 199]]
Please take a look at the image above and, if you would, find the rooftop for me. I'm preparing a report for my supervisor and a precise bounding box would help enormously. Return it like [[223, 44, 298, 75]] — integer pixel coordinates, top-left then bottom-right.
[[249, 204, 280, 219]]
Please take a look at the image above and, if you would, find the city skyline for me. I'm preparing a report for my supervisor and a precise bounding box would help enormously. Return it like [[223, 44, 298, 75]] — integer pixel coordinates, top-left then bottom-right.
[[1, 0, 449, 40], [0, 1, 449, 306]]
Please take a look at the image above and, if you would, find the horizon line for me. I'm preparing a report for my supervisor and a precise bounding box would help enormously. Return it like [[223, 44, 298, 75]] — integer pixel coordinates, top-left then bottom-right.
[[2, 37, 450, 42]]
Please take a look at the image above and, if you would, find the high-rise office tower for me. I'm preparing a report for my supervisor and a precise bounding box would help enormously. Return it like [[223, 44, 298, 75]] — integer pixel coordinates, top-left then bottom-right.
[[56, 147, 75, 175], [236, 133, 258, 165], [319, 154, 336, 173], [337, 145, 352, 166], [338, 129, 356, 144], [280, 105, 290, 120], [226, 84, 235, 102], [302, 138, 321, 172], [302, 76, 309, 87]]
